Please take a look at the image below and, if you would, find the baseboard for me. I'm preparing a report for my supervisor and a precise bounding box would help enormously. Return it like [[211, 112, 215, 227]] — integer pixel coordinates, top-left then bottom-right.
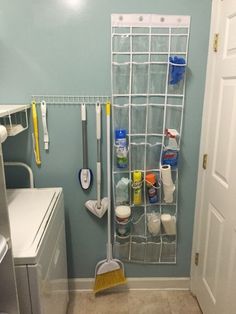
[[69, 277, 190, 292]]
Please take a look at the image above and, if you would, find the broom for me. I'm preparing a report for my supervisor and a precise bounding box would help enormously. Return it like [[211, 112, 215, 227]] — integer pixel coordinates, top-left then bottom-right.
[[93, 101, 127, 294]]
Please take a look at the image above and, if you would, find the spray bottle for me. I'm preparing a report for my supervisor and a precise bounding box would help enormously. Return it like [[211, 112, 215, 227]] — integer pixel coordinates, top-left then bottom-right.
[[133, 171, 142, 205], [145, 173, 158, 203], [162, 129, 179, 167], [115, 129, 128, 168]]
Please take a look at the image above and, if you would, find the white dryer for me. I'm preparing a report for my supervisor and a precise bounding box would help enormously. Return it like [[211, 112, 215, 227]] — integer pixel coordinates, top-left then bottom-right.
[[7, 188, 69, 314]]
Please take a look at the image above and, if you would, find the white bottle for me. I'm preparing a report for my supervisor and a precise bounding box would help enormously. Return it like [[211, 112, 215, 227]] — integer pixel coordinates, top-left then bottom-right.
[[161, 214, 176, 235]]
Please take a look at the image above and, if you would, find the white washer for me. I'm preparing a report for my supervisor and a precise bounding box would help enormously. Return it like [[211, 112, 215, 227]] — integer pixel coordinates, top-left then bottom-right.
[[7, 188, 69, 314]]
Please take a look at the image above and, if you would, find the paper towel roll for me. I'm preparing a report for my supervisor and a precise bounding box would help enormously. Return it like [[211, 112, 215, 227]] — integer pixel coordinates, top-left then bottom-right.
[[0, 125, 7, 143], [161, 165, 173, 186], [161, 214, 176, 235]]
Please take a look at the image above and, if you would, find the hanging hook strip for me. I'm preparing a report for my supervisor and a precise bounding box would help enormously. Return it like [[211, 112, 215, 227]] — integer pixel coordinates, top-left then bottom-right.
[[32, 95, 111, 105]]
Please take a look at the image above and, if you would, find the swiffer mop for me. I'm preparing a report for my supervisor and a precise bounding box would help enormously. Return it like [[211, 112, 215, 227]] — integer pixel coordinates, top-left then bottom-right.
[[79, 103, 93, 190], [85, 102, 108, 218], [93, 101, 126, 294]]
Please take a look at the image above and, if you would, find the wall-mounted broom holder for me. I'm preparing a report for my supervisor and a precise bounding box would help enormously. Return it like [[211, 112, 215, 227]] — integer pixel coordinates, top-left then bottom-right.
[[111, 14, 190, 264]]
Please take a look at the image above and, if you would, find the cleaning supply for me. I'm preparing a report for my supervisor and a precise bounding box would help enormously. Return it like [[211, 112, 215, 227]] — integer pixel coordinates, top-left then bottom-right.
[[169, 56, 186, 85], [145, 173, 158, 203], [161, 214, 176, 235], [94, 101, 126, 294], [115, 206, 131, 222], [115, 129, 128, 168], [115, 177, 129, 204], [115, 206, 131, 237], [31, 101, 41, 166], [79, 103, 93, 190], [161, 164, 175, 203], [162, 129, 179, 167], [147, 212, 161, 236], [132, 171, 142, 205], [85, 102, 108, 218]]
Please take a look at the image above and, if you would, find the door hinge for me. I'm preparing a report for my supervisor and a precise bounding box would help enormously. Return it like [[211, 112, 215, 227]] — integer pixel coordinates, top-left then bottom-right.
[[195, 252, 199, 266], [213, 33, 219, 52], [202, 154, 208, 170]]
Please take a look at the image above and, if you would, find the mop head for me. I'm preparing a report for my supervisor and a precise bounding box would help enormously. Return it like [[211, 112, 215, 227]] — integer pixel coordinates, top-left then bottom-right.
[[94, 261, 127, 294], [85, 197, 108, 218]]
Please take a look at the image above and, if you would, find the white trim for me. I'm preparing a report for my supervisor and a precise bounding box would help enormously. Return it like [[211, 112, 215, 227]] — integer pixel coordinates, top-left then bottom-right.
[[69, 277, 190, 292], [190, 0, 221, 295], [111, 14, 190, 28]]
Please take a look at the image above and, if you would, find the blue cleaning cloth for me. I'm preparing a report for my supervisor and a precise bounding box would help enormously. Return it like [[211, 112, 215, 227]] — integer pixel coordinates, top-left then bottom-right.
[[169, 56, 186, 85]]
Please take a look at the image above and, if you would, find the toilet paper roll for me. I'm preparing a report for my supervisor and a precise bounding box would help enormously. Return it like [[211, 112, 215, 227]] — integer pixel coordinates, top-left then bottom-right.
[[163, 183, 175, 203], [0, 125, 7, 143], [161, 214, 176, 235], [161, 165, 173, 186]]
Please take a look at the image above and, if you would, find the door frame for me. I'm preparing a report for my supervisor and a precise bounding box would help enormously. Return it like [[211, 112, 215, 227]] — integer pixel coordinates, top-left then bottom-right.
[[190, 0, 221, 295]]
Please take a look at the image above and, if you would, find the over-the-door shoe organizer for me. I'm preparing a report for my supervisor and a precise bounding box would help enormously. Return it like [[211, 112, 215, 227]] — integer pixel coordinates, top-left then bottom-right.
[[111, 14, 190, 264]]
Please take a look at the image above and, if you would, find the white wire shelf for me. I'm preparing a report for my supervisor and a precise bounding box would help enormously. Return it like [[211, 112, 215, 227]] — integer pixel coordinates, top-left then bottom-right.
[[32, 95, 111, 105], [0, 104, 30, 118], [0, 104, 30, 136]]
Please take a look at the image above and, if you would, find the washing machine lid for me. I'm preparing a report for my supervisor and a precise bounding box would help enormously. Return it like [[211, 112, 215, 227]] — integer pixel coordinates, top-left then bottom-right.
[[7, 188, 61, 265]]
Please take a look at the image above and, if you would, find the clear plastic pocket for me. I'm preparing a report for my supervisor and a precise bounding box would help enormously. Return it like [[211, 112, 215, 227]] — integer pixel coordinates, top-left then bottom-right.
[[146, 142, 162, 170], [145, 239, 161, 262], [130, 236, 146, 261], [113, 63, 130, 94], [165, 106, 182, 134], [114, 236, 130, 261], [113, 34, 130, 52], [114, 173, 130, 205], [113, 105, 129, 131], [149, 64, 167, 94], [151, 35, 169, 52], [132, 213, 146, 236], [130, 141, 145, 171], [131, 105, 147, 134], [160, 236, 176, 263], [170, 35, 188, 53], [132, 64, 148, 94], [132, 35, 149, 52], [147, 105, 164, 134]]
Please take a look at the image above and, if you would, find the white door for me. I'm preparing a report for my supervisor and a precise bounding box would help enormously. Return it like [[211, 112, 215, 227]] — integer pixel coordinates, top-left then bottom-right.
[[191, 0, 236, 313]]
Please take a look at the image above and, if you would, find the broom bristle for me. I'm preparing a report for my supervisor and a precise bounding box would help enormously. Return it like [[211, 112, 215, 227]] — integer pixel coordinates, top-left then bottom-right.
[[94, 268, 127, 294]]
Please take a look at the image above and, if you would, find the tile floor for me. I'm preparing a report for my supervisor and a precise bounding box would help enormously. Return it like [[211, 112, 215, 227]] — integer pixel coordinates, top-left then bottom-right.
[[68, 290, 202, 314]]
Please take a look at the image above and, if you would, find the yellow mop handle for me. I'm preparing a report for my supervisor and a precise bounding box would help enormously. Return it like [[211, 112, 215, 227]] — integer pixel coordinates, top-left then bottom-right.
[[31, 101, 41, 165], [106, 101, 111, 116]]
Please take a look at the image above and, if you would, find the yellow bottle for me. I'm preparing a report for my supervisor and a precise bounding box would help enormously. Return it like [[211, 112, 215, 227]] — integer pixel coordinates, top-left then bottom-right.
[[133, 171, 142, 205]]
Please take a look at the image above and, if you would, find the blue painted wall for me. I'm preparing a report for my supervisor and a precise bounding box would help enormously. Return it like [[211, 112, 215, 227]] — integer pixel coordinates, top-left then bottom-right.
[[1, 0, 212, 278]]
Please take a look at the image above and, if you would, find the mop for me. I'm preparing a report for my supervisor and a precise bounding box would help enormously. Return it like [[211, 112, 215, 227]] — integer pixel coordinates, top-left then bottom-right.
[[93, 101, 126, 294], [85, 102, 108, 218]]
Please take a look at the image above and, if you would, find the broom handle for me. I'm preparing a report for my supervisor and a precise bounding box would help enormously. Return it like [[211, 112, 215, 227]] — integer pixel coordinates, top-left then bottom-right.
[[96, 102, 101, 209], [106, 101, 112, 261]]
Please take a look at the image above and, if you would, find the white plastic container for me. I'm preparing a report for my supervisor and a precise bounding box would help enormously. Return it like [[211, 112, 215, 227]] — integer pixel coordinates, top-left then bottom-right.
[[115, 206, 131, 237], [115, 206, 131, 222], [161, 214, 176, 235]]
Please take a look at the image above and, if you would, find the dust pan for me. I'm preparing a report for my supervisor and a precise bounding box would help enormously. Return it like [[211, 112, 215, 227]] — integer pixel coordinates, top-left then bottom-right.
[[93, 101, 126, 294]]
